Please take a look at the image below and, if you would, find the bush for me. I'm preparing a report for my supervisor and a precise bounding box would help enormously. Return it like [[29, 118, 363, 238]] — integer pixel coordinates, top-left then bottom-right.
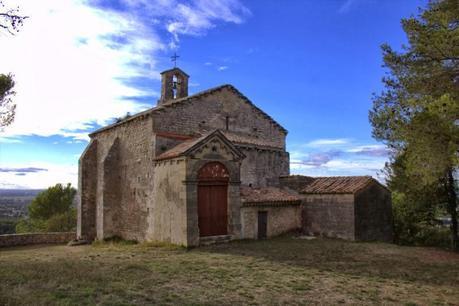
[[45, 208, 76, 232], [413, 223, 450, 248], [15, 218, 46, 233], [392, 192, 451, 248], [0, 219, 18, 234]]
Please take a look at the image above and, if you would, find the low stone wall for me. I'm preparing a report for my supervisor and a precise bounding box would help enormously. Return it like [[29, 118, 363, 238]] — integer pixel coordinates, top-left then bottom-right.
[[241, 205, 301, 239], [302, 194, 355, 240], [0, 232, 76, 248]]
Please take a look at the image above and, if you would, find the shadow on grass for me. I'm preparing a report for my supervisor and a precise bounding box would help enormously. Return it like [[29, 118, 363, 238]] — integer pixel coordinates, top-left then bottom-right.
[[197, 235, 459, 287]]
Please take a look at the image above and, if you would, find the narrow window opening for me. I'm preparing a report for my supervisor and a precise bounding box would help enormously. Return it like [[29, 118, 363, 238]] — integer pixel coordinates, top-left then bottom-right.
[[225, 116, 229, 131], [172, 75, 178, 99]]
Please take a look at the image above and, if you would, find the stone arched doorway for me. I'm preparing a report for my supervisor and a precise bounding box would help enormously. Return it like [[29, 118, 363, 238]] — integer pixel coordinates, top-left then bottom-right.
[[197, 162, 229, 237]]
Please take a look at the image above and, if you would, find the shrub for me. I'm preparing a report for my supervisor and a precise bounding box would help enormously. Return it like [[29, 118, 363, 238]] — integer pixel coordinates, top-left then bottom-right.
[[392, 192, 451, 248], [45, 208, 77, 232], [15, 218, 47, 233], [0, 219, 18, 234]]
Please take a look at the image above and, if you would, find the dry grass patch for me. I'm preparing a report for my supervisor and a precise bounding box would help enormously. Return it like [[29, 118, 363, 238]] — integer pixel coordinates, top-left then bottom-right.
[[0, 236, 458, 305]]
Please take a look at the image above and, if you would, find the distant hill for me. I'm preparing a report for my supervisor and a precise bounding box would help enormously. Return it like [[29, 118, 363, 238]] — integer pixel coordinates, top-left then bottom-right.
[[0, 189, 44, 197], [0, 189, 44, 219]]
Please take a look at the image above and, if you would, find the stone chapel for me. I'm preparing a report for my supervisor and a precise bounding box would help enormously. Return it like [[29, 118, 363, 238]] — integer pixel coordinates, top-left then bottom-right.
[[77, 67, 393, 246]]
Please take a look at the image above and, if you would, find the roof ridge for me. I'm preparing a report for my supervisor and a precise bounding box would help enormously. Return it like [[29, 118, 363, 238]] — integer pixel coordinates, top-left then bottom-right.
[[89, 85, 233, 136], [90, 83, 288, 136]]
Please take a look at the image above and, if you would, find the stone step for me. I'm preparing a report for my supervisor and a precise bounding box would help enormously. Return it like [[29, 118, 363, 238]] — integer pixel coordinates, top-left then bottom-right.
[[199, 235, 232, 246]]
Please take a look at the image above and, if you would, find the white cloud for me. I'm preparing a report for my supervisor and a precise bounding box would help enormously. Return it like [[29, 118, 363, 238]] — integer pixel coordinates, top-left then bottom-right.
[[0, 137, 22, 143], [305, 138, 350, 147], [0, 0, 250, 188], [0, 162, 77, 189], [346, 144, 390, 157], [0, 0, 249, 142], [103, 0, 250, 49], [338, 0, 356, 14], [290, 157, 386, 178], [218, 66, 228, 71], [289, 138, 388, 178], [1, 0, 162, 140]]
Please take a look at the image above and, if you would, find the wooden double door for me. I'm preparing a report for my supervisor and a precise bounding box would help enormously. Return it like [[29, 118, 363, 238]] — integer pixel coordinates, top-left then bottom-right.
[[197, 162, 229, 237]]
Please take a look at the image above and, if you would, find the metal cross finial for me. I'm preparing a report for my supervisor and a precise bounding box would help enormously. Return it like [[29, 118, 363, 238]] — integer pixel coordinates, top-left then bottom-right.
[[171, 52, 180, 67]]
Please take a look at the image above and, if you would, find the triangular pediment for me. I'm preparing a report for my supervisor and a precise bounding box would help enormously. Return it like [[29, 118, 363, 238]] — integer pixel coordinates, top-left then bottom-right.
[[185, 130, 245, 161], [155, 130, 245, 162]]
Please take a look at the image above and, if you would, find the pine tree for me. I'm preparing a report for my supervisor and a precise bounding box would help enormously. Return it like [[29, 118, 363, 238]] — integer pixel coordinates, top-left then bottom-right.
[[370, 0, 459, 250]]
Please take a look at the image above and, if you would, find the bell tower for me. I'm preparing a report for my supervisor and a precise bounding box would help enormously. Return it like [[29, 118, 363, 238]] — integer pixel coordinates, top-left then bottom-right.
[[158, 67, 189, 105]]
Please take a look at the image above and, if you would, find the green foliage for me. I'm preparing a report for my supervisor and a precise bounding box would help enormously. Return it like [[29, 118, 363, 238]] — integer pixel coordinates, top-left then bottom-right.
[[45, 208, 77, 232], [0, 219, 18, 234], [15, 218, 46, 234], [92, 236, 138, 247], [392, 191, 449, 248], [15, 183, 77, 233], [28, 183, 76, 221], [0, 73, 16, 128], [370, 0, 459, 250]]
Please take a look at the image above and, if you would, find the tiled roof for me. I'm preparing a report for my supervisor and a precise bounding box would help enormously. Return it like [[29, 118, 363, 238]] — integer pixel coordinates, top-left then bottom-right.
[[156, 131, 194, 140], [154, 130, 245, 161], [90, 84, 287, 136], [301, 176, 376, 194], [155, 135, 206, 161], [241, 186, 302, 206]]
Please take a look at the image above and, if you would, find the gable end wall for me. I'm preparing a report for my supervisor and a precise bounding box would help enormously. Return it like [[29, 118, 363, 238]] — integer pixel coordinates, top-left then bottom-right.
[[302, 194, 356, 240], [151, 87, 288, 187], [354, 183, 393, 242]]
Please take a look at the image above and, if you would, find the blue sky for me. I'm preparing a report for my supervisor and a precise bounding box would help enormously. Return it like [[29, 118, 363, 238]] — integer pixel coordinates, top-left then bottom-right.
[[0, 0, 427, 189]]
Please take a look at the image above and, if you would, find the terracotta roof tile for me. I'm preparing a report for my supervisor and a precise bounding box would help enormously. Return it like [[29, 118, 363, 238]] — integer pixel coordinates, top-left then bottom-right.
[[154, 130, 245, 161], [301, 176, 375, 194], [155, 135, 206, 161], [241, 186, 302, 206]]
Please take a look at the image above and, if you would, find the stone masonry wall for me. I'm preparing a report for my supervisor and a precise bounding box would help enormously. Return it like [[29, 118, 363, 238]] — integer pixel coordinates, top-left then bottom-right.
[[279, 175, 315, 192], [78, 140, 97, 240], [152, 87, 286, 148], [241, 205, 301, 239], [302, 194, 356, 240], [149, 158, 187, 245], [92, 115, 153, 241], [354, 183, 393, 242], [238, 147, 289, 187], [101, 138, 121, 239], [0, 232, 75, 248], [151, 87, 288, 187]]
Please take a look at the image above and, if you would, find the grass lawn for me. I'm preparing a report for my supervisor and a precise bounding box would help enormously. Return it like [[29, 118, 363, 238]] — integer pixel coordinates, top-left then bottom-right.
[[0, 236, 458, 305]]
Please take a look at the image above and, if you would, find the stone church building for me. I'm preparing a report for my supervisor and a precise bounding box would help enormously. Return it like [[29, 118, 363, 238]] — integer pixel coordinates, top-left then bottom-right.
[[77, 67, 393, 246]]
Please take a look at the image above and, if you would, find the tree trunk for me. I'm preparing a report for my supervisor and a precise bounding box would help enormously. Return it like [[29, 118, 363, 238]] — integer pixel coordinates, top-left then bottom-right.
[[446, 169, 458, 252]]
